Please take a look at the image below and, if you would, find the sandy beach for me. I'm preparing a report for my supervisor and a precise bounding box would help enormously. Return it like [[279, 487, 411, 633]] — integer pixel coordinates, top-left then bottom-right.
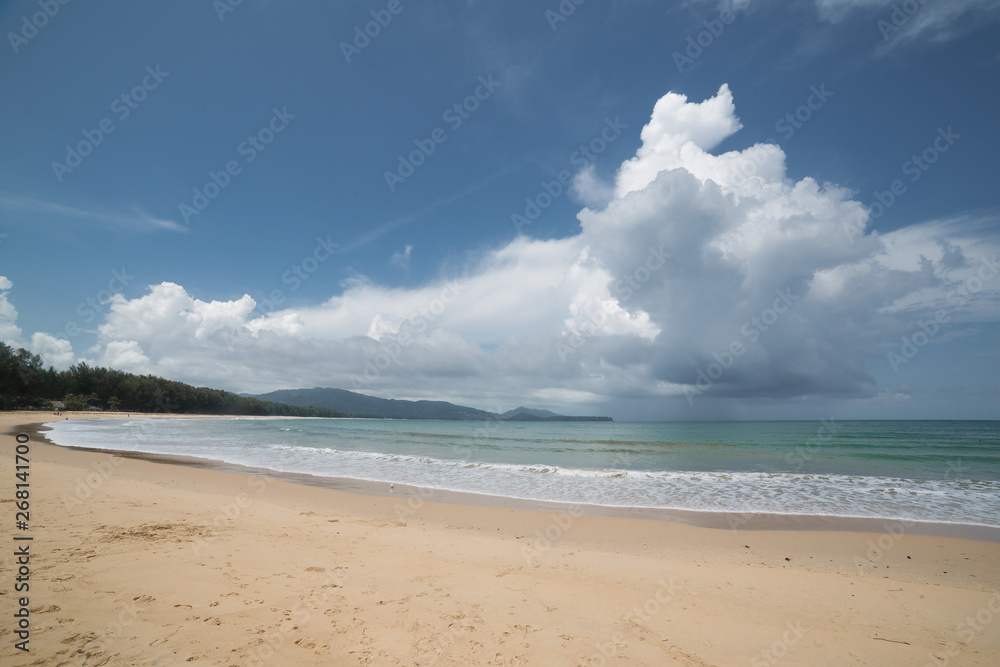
[[2, 412, 999, 666]]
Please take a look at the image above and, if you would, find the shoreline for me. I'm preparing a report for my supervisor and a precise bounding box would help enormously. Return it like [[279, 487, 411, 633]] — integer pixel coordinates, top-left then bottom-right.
[[27, 414, 1000, 543], [3, 411, 1000, 665]]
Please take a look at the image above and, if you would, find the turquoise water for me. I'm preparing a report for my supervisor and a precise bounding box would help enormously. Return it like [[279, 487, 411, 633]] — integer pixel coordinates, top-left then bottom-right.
[[45, 418, 1000, 526]]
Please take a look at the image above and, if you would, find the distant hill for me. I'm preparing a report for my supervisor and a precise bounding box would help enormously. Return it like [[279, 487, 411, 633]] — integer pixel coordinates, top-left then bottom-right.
[[502, 413, 612, 422], [252, 388, 612, 421], [254, 387, 496, 421], [501, 406, 560, 419]]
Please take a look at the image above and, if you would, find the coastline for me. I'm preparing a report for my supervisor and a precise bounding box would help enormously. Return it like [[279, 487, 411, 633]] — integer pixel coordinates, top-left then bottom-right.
[[29, 415, 1000, 542], [2, 412, 999, 665]]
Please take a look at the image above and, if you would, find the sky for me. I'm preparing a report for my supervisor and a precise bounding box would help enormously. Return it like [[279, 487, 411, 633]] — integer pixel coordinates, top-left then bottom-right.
[[1, 0, 999, 421]]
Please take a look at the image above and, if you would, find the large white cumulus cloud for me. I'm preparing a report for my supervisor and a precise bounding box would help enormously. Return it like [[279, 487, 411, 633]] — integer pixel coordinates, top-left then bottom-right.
[[577, 85, 893, 401], [11, 85, 998, 413]]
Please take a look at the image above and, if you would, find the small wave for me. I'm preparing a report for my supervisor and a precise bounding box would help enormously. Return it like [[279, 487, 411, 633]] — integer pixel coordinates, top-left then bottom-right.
[[42, 418, 1000, 527]]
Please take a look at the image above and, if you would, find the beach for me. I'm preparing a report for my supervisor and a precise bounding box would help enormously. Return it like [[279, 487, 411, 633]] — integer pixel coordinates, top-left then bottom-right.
[[2, 412, 999, 666]]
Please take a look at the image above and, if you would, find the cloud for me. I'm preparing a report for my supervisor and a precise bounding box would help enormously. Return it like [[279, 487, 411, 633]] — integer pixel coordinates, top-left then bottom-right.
[[615, 84, 744, 198], [390, 245, 412, 271], [336, 169, 510, 255], [0, 280, 78, 370], [0, 193, 186, 233], [0, 276, 23, 345], [98, 282, 263, 345], [8, 86, 998, 416], [29, 333, 76, 370], [814, 0, 890, 22], [98, 340, 153, 373], [571, 165, 615, 210], [814, 0, 1000, 47], [871, 213, 1000, 323]]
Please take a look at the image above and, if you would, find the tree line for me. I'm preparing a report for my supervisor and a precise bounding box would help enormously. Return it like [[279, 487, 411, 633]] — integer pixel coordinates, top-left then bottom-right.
[[0, 342, 351, 417]]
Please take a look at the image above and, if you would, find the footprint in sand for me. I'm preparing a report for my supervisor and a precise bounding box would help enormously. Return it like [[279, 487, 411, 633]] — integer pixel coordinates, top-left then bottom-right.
[[149, 631, 178, 647], [31, 605, 60, 613]]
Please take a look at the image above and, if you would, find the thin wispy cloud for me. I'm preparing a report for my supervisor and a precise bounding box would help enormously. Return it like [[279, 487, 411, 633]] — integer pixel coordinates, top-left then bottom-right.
[[335, 168, 513, 256], [390, 245, 413, 272], [814, 0, 1000, 49], [0, 193, 186, 233]]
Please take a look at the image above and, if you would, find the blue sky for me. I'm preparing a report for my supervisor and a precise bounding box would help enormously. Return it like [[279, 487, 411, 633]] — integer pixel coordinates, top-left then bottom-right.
[[1, 0, 998, 420]]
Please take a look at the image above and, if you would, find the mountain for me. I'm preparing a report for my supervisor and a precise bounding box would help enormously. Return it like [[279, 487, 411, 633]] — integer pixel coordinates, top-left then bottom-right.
[[253, 387, 496, 420], [502, 413, 612, 422], [501, 407, 560, 419], [252, 388, 612, 421]]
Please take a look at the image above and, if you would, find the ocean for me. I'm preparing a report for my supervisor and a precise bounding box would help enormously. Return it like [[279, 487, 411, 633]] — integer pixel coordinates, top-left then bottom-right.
[[43, 418, 1000, 528]]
